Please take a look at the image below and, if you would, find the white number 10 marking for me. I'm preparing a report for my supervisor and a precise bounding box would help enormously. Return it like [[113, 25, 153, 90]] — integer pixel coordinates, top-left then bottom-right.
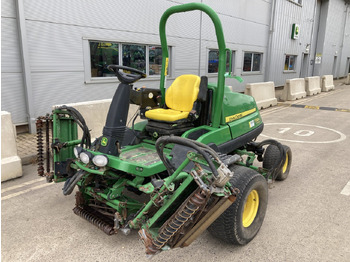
[[278, 128, 291, 134], [278, 128, 314, 137]]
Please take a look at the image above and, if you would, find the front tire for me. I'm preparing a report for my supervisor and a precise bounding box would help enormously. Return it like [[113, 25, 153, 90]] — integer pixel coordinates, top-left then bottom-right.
[[207, 165, 268, 245], [263, 144, 292, 181]]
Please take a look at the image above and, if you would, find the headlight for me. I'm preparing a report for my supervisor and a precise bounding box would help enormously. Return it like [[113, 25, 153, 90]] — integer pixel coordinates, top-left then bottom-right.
[[92, 155, 109, 167], [80, 151, 92, 164], [73, 146, 83, 158]]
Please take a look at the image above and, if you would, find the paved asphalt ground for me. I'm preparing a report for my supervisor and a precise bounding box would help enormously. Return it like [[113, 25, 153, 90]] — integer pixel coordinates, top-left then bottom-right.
[[2, 83, 350, 262]]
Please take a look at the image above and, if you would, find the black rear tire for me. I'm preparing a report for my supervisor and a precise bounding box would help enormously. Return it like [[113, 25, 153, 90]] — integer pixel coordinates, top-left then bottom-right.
[[263, 144, 292, 181], [207, 165, 268, 245]]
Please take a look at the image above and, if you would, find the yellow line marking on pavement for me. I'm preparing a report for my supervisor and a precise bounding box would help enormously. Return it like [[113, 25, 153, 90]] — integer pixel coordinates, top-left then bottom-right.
[[287, 104, 350, 112], [1, 178, 45, 194], [1, 183, 53, 201], [340, 181, 350, 196], [261, 89, 343, 117]]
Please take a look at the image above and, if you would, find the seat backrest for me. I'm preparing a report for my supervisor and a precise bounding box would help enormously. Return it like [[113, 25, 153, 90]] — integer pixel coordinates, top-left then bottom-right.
[[165, 74, 201, 112]]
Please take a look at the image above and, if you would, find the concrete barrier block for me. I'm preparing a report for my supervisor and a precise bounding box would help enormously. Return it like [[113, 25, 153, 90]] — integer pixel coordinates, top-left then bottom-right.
[[281, 78, 306, 101], [305, 76, 321, 96], [345, 73, 350, 85], [53, 100, 141, 140], [321, 75, 335, 91], [245, 81, 277, 109], [1, 156, 23, 182], [1, 111, 23, 181]]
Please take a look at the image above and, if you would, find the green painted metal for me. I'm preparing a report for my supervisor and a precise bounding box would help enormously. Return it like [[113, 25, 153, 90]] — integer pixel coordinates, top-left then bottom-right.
[[52, 111, 78, 181], [73, 143, 170, 177], [224, 94, 262, 137], [83, 186, 143, 212], [133, 120, 148, 131], [129, 158, 190, 228], [221, 86, 259, 122], [64, 139, 82, 147], [234, 149, 268, 178], [74, 161, 105, 175], [108, 178, 128, 199], [195, 125, 232, 145], [159, 3, 226, 128], [52, 113, 78, 163], [224, 50, 243, 82], [164, 158, 190, 187], [146, 174, 193, 229], [47, 4, 274, 251], [187, 152, 219, 168], [138, 172, 190, 194]]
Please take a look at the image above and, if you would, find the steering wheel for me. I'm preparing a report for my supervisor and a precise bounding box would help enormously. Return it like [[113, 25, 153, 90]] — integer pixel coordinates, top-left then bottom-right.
[[107, 65, 147, 84]]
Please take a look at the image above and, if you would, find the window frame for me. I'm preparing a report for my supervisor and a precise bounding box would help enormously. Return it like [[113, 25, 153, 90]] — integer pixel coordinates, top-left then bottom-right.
[[207, 48, 236, 75], [284, 54, 297, 73], [288, 0, 302, 7], [83, 38, 171, 84], [242, 51, 263, 74]]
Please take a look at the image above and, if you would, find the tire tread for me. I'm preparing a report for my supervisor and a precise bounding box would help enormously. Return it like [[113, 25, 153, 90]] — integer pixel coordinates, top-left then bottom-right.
[[208, 165, 268, 245]]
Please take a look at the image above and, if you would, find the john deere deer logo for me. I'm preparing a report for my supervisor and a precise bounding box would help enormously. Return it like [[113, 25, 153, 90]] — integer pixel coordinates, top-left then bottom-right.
[[101, 137, 108, 146]]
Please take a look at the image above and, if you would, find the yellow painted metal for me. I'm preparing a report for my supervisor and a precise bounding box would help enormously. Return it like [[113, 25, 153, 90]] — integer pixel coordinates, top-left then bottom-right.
[[242, 189, 259, 228], [225, 108, 256, 123], [282, 153, 289, 173]]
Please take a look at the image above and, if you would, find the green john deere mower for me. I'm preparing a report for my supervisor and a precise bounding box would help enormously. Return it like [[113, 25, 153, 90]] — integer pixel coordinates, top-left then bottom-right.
[[36, 3, 292, 256]]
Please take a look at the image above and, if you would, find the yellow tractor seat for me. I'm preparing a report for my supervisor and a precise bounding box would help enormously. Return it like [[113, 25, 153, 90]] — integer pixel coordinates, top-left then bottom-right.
[[145, 108, 190, 122], [145, 74, 201, 122]]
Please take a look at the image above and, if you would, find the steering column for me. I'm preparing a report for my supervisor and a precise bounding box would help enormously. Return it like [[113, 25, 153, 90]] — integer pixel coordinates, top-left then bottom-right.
[[98, 65, 146, 156]]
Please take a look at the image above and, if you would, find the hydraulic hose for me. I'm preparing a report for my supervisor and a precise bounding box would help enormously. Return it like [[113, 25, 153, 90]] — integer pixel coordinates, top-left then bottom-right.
[[62, 170, 86, 195], [155, 136, 222, 178], [56, 105, 91, 148], [131, 111, 144, 140]]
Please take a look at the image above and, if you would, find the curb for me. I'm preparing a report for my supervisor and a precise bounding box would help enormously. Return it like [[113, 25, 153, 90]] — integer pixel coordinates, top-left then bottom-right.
[[21, 154, 37, 166]]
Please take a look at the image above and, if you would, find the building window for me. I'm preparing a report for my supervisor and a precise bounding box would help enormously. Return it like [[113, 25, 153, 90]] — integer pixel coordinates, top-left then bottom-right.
[[208, 49, 234, 73], [243, 52, 262, 72], [208, 50, 219, 73], [90, 41, 119, 77], [284, 55, 296, 71], [149, 46, 163, 75], [89, 41, 167, 78], [122, 44, 146, 72], [231, 51, 236, 75]]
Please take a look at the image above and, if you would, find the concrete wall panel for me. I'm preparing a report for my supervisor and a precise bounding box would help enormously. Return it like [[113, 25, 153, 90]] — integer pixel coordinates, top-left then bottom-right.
[[53, 100, 140, 140], [305, 76, 321, 96], [321, 75, 335, 91], [1, 111, 22, 182], [282, 78, 306, 101], [245, 81, 277, 109]]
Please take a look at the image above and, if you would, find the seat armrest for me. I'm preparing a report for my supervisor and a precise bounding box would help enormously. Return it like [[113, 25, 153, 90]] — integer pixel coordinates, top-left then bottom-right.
[[197, 76, 208, 102]]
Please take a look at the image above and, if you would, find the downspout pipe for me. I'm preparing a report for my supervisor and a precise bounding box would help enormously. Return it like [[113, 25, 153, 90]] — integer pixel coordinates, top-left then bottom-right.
[[264, 0, 276, 82], [308, 0, 318, 77], [338, 3, 349, 78], [16, 0, 36, 133], [198, 1, 203, 76]]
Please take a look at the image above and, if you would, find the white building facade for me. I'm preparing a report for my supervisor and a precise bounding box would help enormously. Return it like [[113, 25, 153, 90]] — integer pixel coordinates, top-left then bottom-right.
[[2, 0, 350, 132]]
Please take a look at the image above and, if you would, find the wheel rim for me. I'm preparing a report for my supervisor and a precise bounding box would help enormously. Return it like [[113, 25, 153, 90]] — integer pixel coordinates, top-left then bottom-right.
[[242, 190, 259, 228], [282, 153, 289, 173]]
